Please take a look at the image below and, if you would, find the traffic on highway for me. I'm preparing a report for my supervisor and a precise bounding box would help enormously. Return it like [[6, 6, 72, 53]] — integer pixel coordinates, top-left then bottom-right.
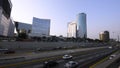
[[0, 44, 119, 68], [21, 47, 118, 68]]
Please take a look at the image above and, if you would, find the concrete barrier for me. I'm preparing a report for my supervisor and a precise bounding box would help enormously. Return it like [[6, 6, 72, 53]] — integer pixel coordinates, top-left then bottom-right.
[[0, 41, 106, 50], [0, 57, 25, 64]]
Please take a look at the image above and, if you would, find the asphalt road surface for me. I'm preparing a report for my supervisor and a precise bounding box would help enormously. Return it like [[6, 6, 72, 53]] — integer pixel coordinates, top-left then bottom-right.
[[0, 46, 117, 68], [20, 48, 116, 68]]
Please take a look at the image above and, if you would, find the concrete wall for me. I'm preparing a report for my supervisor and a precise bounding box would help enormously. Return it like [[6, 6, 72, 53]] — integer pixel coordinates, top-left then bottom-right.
[[0, 41, 101, 49]]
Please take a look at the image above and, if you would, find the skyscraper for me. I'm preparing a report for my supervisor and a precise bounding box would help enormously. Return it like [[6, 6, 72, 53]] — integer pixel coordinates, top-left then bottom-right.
[[67, 21, 77, 38], [31, 17, 50, 37], [76, 13, 87, 38]]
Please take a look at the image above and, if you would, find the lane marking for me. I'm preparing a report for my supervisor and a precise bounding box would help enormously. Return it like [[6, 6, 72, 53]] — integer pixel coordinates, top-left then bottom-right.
[[89, 56, 109, 68], [89, 50, 119, 68], [0, 48, 109, 68], [0, 55, 62, 68]]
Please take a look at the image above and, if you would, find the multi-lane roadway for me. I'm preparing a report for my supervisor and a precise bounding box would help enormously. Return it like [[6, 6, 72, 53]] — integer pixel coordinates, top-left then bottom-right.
[[22, 48, 117, 68], [0, 46, 119, 68]]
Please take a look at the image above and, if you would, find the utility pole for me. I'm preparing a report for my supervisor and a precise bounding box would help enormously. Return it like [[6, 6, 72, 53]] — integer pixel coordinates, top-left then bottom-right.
[[113, 32, 114, 40]]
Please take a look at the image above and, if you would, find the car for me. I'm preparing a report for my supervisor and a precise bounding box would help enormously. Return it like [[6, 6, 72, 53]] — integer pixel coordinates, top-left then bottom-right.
[[36, 48, 41, 51], [108, 46, 112, 49], [63, 54, 73, 60], [0, 48, 8, 52], [63, 47, 67, 49], [64, 61, 78, 68], [43, 60, 58, 68], [56, 47, 62, 49], [109, 54, 116, 59], [4, 50, 15, 54], [0, 48, 8, 54]]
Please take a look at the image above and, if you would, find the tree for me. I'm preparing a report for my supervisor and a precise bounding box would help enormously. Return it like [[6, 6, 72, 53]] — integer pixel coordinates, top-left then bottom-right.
[[18, 32, 28, 39]]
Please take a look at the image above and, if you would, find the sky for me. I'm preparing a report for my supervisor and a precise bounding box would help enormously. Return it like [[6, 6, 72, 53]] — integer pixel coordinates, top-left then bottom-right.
[[11, 0, 120, 39]]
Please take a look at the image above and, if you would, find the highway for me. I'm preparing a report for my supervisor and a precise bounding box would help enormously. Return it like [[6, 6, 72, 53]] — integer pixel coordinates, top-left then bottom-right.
[[91, 49, 120, 68], [0, 46, 110, 59], [12, 47, 117, 68], [0, 46, 118, 68]]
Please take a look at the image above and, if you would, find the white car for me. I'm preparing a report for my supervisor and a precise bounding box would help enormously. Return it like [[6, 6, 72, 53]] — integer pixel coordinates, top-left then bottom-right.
[[109, 54, 116, 59], [64, 61, 78, 68], [108, 46, 112, 49], [63, 54, 73, 60]]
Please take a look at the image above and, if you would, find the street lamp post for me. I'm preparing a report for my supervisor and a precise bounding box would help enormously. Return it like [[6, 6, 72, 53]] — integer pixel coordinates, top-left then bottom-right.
[[112, 32, 114, 40]]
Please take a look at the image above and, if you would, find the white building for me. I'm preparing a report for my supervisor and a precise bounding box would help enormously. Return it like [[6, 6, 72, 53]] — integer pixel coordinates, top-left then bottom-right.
[[30, 17, 50, 37], [67, 21, 77, 38]]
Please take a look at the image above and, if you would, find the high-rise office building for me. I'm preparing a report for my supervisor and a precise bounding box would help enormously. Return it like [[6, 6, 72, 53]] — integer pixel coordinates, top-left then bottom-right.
[[76, 13, 87, 38], [104, 31, 110, 41], [31, 17, 50, 37], [99, 31, 110, 42], [14, 21, 32, 34], [67, 21, 77, 38], [0, 0, 13, 37]]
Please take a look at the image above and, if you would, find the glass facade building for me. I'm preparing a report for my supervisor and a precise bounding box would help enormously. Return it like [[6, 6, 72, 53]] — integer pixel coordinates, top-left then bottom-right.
[[76, 13, 87, 38], [0, 0, 13, 37], [0, 0, 12, 18], [14, 21, 32, 34], [67, 21, 77, 38], [8, 18, 14, 37], [31, 17, 50, 37]]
